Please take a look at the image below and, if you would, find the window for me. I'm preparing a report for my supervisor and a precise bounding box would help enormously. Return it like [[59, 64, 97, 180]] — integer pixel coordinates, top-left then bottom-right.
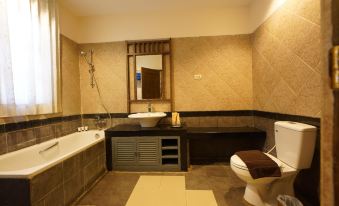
[[0, 0, 59, 116]]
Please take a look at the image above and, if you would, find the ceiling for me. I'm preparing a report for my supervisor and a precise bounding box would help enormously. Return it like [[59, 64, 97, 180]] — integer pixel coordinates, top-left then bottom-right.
[[59, 0, 254, 16]]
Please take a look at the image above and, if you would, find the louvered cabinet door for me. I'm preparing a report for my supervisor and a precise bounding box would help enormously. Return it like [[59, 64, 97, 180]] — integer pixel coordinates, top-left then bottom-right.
[[112, 138, 137, 166], [137, 137, 160, 166]]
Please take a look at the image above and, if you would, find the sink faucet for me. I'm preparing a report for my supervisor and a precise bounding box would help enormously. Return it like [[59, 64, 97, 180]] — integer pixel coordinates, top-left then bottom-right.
[[147, 102, 152, 112]]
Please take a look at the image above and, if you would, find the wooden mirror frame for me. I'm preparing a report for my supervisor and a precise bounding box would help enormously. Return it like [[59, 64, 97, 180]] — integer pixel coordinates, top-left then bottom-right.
[[126, 39, 173, 113]]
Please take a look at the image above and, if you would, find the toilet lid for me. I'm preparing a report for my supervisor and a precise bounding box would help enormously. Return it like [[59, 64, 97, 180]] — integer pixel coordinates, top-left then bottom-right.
[[231, 153, 283, 170]]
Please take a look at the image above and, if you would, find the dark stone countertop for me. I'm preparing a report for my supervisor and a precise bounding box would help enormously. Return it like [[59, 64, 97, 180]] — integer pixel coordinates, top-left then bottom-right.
[[187, 127, 266, 139], [105, 124, 187, 137], [105, 124, 265, 138], [187, 127, 265, 134]]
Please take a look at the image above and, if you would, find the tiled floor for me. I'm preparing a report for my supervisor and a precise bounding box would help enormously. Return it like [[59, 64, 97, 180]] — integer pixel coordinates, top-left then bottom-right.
[[126, 175, 217, 206], [77, 164, 250, 206]]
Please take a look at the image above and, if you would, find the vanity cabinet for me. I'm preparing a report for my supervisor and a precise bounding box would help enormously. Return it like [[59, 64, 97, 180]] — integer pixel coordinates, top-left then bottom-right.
[[112, 137, 160, 167], [111, 136, 181, 171], [105, 124, 187, 171]]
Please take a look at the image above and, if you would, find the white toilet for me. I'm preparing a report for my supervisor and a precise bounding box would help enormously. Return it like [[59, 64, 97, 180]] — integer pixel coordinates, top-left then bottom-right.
[[230, 121, 317, 206]]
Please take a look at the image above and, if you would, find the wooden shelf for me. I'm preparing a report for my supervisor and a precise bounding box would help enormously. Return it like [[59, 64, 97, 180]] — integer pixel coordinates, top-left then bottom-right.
[[160, 137, 180, 167], [162, 146, 178, 150], [161, 164, 179, 167], [162, 158, 178, 165], [127, 52, 170, 56], [162, 155, 178, 159]]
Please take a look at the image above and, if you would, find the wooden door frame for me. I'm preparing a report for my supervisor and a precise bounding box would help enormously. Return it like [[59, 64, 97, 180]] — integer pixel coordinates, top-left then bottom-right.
[[330, 0, 339, 204], [321, 0, 339, 205]]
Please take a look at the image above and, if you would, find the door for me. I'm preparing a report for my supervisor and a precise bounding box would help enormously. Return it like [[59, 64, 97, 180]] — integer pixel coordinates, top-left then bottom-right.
[[137, 137, 160, 166], [112, 138, 137, 166], [141, 67, 161, 99]]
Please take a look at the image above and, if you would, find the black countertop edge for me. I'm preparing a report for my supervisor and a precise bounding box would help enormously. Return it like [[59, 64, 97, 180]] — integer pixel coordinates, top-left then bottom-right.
[[83, 111, 253, 119], [176, 110, 254, 117], [187, 127, 266, 134], [253, 110, 320, 126], [81, 110, 320, 125], [105, 124, 187, 137], [83, 111, 254, 119], [105, 124, 266, 137], [0, 114, 81, 133], [82, 113, 128, 118]]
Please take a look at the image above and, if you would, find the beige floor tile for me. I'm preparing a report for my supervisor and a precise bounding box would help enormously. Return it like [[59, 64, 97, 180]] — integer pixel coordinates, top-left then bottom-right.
[[155, 188, 187, 206], [127, 188, 187, 206], [127, 178, 187, 206], [126, 188, 159, 206], [78, 165, 247, 206], [133, 175, 162, 190], [160, 176, 186, 190], [186, 190, 218, 206]]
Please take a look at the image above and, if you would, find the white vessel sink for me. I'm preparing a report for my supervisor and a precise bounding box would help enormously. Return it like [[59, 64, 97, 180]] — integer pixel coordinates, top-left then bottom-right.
[[128, 112, 167, 127]]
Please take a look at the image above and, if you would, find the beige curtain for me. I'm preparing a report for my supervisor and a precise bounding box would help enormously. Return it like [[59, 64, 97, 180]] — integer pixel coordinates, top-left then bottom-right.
[[0, 0, 60, 117]]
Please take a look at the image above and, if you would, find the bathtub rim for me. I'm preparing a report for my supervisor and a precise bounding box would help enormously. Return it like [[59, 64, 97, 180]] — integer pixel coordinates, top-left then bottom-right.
[[0, 130, 105, 179]]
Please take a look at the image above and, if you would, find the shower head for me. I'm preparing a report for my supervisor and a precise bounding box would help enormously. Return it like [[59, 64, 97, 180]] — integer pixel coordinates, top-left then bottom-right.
[[80, 50, 93, 67]]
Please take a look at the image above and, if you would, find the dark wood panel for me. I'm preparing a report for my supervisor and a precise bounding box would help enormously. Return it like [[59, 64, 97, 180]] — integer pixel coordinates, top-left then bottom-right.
[[332, 0, 339, 45], [0, 179, 30, 206], [105, 135, 113, 171], [334, 90, 339, 205], [332, 0, 339, 201], [188, 130, 266, 164]]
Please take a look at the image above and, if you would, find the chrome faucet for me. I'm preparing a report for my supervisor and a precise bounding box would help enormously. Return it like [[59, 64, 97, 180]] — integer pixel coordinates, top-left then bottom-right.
[[147, 102, 152, 112]]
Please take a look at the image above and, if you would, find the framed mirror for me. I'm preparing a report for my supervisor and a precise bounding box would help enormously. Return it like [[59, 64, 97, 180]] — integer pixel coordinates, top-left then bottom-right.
[[126, 39, 172, 113], [136, 55, 163, 100]]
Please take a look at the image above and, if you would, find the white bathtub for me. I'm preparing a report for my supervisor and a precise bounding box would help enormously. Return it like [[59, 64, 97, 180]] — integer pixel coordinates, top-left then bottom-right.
[[0, 130, 104, 178]]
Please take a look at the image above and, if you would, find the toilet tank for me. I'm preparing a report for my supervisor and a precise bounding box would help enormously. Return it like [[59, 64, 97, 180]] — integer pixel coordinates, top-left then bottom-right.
[[275, 121, 317, 169]]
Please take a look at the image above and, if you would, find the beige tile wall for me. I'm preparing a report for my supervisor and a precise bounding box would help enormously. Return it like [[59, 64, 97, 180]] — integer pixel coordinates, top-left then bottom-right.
[[61, 36, 82, 115], [79, 42, 127, 114], [172, 36, 253, 111], [252, 0, 321, 118], [79, 35, 253, 114], [253, 116, 276, 152]]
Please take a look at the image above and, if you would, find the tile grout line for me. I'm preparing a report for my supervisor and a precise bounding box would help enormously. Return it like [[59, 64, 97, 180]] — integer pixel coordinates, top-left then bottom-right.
[[260, 21, 321, 75], [282, 6, 321, 27], [252, 45, 298, 99]]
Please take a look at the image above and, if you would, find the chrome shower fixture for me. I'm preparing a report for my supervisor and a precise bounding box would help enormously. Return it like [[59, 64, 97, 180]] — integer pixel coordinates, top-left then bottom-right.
[[79, 49, 112, 127], [80, 49, 95, 88]]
